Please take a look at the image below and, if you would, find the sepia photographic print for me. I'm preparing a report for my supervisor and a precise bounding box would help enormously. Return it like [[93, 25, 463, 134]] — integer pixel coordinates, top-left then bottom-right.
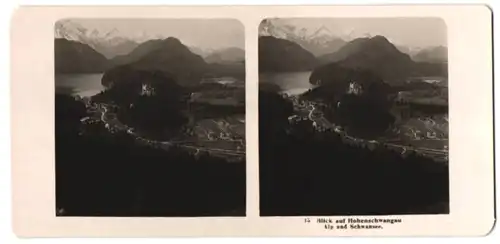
[[54, 19, 246, 217], [11, 5, 493, 237], [259, 18, 449, 216]]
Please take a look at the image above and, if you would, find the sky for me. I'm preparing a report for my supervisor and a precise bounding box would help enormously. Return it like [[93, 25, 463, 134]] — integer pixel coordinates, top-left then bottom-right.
[[271, 18, 447, 48], [66, 19, 245, 50]]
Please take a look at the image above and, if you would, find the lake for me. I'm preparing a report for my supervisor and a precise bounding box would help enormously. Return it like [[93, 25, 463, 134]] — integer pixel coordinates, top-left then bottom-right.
[[55, 73, 105, 98], [259, 71, 315, 96]]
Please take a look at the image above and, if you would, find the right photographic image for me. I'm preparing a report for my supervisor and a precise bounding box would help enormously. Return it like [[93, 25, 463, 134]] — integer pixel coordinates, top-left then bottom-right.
[[259, 18, 449, 216]]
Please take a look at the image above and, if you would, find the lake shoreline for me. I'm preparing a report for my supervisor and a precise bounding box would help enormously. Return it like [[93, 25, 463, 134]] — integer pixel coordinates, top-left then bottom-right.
[[259, 71, 315, 96], [55, 73, 105, 98]]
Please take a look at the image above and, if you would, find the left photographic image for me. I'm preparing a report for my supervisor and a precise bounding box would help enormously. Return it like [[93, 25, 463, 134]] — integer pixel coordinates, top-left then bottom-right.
[[54, 19, 246, 217]]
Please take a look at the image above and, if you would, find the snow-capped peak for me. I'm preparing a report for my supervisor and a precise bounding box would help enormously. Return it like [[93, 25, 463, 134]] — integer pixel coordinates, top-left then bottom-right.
[[55, 20, 88, 41], [307, 26, 336, 45], [309, 26, 332, 39], [55, 20, 156, 45], [260, 19, 340, 45], [55, 20, 145, 58], [259, 19, 290, 39], [102, 28, 121, 40]]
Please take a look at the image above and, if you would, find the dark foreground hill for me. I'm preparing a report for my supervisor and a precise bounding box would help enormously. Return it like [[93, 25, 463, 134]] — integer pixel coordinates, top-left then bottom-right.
[[259, 89, 449, 216], [305, 62, 395, 137], [56, 94, 245, 216], [97, 66, 188, 139]]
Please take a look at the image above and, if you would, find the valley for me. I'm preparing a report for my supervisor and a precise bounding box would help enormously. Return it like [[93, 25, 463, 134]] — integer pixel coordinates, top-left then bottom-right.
[[54, 19, 246, 217], [55, 27, 246, 161], [258, 18, 449, 216], [258, 25, 449, 160]]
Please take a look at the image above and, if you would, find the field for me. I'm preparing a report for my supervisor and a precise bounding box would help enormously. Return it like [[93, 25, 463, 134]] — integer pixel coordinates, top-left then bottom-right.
[[180, 83, 245, 156], [386, 115, 448, 151], [182, 115, 245, 152], [388, 81, 448, 151]]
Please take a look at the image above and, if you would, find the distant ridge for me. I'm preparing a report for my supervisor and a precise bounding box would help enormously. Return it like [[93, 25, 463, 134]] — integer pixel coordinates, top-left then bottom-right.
[[259, 36, 317, 72], [54, 38, 109, 74], [259, 19, 347, 57], [317, 35, 445, 84], [412, 46, 448, 63], [102, 37, 245, 86], [108, 37, 208, 86], [205, 47, 245, 64], [55, 20, 140, 59]]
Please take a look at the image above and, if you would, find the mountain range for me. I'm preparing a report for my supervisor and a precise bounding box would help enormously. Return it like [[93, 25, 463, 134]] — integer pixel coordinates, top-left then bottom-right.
[[55, 20, 222, 61], [318, 35, 416, 84], [55, 20, 141, 59], [55, 35, 245, 86], [259, 19, 448, 65], [259, 19, 346, 57], [259, 34, 447, 85], [114, 37, 209, 85]]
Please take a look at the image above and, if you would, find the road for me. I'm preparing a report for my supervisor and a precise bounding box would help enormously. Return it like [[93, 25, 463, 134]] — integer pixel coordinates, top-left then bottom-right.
[[101, 106, 107, 122], [308, 104, 315, 121], [291, 97, 448, 160], [94, 103, 245, 158]]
